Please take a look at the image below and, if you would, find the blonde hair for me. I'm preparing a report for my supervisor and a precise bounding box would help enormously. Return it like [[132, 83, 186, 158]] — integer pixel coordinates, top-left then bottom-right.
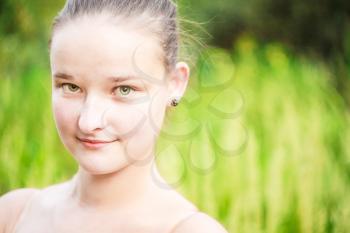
[[48, 0, 180, 73]]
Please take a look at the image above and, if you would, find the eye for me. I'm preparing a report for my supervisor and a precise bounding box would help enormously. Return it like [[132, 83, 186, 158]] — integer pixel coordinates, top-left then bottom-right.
[[114, 85, 135, 96], [61, 83, 81, 93]]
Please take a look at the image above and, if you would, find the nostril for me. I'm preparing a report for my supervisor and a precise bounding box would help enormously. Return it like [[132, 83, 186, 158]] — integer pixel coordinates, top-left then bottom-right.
[[78, 114, 104, 134], [77, 106, 107, 134]]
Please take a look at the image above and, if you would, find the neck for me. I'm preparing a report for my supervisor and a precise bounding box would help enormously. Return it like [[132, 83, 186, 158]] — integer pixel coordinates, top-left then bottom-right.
[[69, 159, 164, 211]]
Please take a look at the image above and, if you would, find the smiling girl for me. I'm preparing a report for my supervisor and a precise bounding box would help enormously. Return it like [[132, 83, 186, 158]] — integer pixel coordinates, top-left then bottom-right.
[[0, 0, 228, 232]]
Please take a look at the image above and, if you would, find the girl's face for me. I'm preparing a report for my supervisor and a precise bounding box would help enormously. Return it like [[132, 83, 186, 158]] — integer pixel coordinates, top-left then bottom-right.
[[50, 15, 177, 175]]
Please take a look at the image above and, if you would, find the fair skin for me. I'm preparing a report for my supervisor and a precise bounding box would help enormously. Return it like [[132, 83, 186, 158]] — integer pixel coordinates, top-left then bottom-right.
[[0, 14, 228, 233]]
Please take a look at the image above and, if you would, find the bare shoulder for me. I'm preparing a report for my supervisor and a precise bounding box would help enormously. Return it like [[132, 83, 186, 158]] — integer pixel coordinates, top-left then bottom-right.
[[171, 212, 229, 233], [154, 188, 228, 233], [0, 188, 41, 233]]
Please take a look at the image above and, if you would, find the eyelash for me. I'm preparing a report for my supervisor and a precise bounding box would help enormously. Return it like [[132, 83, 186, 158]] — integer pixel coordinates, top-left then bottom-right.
[[55, 83, 138, 96], [112, 85, 137, 97]]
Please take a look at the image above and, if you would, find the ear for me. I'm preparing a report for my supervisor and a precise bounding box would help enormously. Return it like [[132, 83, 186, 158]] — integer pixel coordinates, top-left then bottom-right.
[[167, 61, 190, 106]]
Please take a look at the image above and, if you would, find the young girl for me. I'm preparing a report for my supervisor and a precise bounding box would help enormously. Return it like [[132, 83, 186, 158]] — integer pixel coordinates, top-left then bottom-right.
[[0, 0, 228, 232]]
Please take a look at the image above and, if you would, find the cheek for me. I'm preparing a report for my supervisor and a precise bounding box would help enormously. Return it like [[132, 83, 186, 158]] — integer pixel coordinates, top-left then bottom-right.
[[103, 103, 146, 140], [104, 90, 168, 138], [148, 89, 169, 134], [52, 95, 80, 134], [100, 92, 167, 162], [125, 93, 169, 161]]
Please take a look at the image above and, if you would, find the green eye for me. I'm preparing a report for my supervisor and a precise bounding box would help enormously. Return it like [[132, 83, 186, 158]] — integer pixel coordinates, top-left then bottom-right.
[[118, 86, 133, 96], [62, 83, 80, 93]]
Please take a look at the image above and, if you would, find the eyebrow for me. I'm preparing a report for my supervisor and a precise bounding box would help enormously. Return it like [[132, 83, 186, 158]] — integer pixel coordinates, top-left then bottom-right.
[[107, 76, 139, 83], [53, 72, 141, 83], [53, 72, 74, 80]]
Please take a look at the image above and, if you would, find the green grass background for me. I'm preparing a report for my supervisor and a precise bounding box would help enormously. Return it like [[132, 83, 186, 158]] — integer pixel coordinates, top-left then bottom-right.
[[0, 29, 349, 233]]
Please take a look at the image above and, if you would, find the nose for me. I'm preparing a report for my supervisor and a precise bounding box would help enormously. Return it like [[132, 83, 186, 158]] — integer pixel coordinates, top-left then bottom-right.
[[78, 96, 106, 134]]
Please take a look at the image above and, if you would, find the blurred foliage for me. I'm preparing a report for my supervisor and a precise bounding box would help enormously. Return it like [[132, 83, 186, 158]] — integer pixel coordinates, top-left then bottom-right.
[[178, 0, 350, 105], [1, 34, 350, 232], [1, 1, 350, 233], [179, 0, 349, 56]]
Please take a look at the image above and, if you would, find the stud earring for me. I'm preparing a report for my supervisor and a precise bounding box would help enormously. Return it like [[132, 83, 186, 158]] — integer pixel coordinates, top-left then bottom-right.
[[170, 98, 179, 107]]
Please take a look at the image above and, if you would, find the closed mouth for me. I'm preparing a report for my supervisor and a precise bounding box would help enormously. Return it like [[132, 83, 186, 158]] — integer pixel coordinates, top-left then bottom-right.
[[76, 137, 119, 144]]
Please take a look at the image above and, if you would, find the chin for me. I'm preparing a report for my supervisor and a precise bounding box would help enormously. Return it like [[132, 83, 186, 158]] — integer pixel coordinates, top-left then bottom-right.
[[81, 167, 122, 175], [78, 162, 130, 176], [74, 150, 131, 175]]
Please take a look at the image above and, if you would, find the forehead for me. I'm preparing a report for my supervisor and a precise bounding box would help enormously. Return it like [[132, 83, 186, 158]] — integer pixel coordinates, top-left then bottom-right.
[[50, 14, 166, 82]]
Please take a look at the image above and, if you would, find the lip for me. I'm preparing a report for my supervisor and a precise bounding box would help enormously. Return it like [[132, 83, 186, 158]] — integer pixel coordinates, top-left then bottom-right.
[[77, 137, 119, 149]]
